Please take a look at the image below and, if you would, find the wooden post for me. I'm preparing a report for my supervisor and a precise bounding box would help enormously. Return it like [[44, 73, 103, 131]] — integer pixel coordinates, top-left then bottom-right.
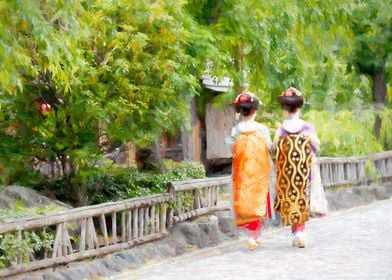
[[150, 205, 156, 233], [43, 227, 49, 259], [62, 224, 72, 256], [99, 214, 109, 247], [144, 206, 149, 235], [17, 231, 23, 264], [112, 212, 117, 245], [194, 188, 201, 209], [53, 223, 63, 258], [138, 207, 144, 238], [86, 217, 98, 250], [132, 208, 138, 239], [121, 212, 126, 242], [208, 187, 212, 207], [357, 162, 365, 179], [387, 158, 392, 174], [127, 210, 132, 241], [160, 204, 167, 234], [155, 206, 160, 233], [329, 163, 333, 183], [380, 159, 386, 175], [80, 218, 87, 253]]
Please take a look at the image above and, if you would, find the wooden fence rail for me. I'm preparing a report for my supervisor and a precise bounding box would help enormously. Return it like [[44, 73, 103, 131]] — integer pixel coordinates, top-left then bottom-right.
[[318, 151, 392, 188], [0, 194, 170, 278], [167, 176, 231, 226], [0, 151, 391, 277]]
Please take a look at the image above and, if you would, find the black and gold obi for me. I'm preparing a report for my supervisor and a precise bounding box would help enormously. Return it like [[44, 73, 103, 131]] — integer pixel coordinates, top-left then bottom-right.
[[275, 134, 312, 226]]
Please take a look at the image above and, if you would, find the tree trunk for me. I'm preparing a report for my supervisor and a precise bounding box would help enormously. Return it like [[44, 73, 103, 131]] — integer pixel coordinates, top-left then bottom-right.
[[372, 61, 387, 138], [181, 97, 202, 162]]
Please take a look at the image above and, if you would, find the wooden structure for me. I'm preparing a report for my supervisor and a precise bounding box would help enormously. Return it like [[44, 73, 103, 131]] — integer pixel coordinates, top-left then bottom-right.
[[0, 151, 391, 277], [318, 151, 392, 189], [167, 176, 231, 225], [0, 195, 170, 278]]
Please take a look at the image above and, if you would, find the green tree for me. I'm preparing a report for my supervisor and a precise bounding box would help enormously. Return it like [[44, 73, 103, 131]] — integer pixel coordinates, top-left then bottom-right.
[[349, 0, 392, 137], [0, 0, 199, 206], [187, 1, 363, 107]]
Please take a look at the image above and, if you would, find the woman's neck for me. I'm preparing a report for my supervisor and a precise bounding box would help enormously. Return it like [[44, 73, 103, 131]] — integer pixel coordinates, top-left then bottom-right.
[[243, 113, 256, 122], [287, 110, 300, 120]]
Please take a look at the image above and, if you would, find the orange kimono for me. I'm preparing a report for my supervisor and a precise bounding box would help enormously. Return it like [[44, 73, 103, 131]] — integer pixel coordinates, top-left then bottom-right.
[[232, 131, 271, 227]]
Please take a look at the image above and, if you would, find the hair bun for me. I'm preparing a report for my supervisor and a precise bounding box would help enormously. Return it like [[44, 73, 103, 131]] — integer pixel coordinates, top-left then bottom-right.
[[234, 92, 254, 105], [278, 87, 304, 112], [281, 87, 302, 97]]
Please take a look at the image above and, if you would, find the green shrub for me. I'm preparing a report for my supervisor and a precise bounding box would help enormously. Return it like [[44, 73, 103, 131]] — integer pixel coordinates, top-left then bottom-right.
[[0, 201, 66, 223], [0, 201, 59, 269], [162, 160, 206, 180], [0, 230, 55, 269], [380, 107, 392, 150], [304, 109, 383, 156], [92, 160, 206, 204], [365, 160, 381, 182]]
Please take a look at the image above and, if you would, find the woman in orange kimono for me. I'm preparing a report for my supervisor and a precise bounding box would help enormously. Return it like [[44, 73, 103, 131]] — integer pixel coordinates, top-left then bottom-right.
[[226, 92, 272, 250]]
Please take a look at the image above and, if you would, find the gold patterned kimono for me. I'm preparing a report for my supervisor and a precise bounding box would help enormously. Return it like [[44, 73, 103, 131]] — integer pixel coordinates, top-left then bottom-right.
[[232, 131, 271, 225], [275, 134, 312, 226]]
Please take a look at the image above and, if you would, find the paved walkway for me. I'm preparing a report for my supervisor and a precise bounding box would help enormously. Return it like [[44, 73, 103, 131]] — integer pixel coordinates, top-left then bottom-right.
[[113, 199, 392, 280]]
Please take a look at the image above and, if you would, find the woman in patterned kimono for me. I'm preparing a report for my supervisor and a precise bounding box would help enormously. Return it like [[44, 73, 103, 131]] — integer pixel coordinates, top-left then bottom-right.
[[274, 87, 320, 248], [226, 92, 272, 250]]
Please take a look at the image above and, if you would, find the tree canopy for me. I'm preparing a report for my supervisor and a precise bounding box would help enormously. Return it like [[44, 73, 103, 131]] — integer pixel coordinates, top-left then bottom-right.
[[0, 0, 391, 204]]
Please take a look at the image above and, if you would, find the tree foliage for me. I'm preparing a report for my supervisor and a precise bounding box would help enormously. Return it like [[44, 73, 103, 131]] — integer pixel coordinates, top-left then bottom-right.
[[0, 0, 199, 205], [0, 0, 391, 204]]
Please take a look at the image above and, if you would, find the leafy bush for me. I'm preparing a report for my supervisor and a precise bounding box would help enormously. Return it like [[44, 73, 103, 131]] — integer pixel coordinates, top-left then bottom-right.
[[304, 109, 383, 156], [0, 230, 55, 269], [162, 160, 206, 180], [380, 107, 392, 150], [90, 160, 206, 204], [365, 160, 381, 182], [0, 201, 66, 223], [0, 201, 60, 269]]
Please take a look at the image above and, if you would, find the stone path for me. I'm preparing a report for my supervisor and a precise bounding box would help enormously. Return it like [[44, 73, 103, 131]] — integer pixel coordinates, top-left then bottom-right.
[[112, 199, 392, 280]]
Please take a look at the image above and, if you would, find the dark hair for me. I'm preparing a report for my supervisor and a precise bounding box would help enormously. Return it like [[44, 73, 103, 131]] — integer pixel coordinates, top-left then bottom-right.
[[236, 101, 259, 116], [278, 95, 304, 113], [234, 93, 259, 116], [278, 87, 304, 113]]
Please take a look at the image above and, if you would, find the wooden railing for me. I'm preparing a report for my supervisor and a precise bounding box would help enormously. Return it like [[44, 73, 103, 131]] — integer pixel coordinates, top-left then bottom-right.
[[318, 151, 392, 189], [1, 151, 391, 277], [0, 177, 231, 278], [0, 194, 170, 278], [167, 176, 231, 225]]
